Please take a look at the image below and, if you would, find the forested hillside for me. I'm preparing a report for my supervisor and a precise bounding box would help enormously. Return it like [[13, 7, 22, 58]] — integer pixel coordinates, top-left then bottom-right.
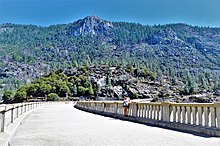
[[0, 16, 220, 97]]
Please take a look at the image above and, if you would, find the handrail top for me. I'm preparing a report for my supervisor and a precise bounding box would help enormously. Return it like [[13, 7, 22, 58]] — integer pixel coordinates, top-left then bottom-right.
[[77, 101, 219, 107]]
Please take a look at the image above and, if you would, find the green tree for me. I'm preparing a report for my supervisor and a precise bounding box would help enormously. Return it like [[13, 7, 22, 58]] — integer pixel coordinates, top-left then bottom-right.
[[57, 81, 70, 97], [214, 80, 220, 95], [39, 83, 52, 96], [78, 86, 88, 96], [26, 84, 38, 97], [3, 90, 13, 104], [14, 90, 27, 103], [188, 79, 198, 94], [89, 84, 94, 95]]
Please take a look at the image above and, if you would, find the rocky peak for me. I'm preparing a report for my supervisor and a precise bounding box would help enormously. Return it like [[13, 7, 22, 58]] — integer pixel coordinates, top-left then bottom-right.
[[70, 16, 113, 36]]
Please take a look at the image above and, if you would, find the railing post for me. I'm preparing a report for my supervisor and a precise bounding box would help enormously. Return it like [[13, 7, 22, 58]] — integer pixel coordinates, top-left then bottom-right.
[[214, 103, 220, 129], [21, 105, 23, 115], [16, 107, 19, 118], [132, 102, 138, 117], [162, 102, 170, 122], [1, 107, 6, 132], [11, 106, 14, 123]]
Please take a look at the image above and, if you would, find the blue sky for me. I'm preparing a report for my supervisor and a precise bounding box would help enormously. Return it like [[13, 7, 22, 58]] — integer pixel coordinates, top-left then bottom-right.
[[0, 0, 219, 27]]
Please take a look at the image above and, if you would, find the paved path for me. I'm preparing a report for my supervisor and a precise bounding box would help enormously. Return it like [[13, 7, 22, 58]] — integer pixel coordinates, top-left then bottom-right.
[[11, 103, 220, 146]]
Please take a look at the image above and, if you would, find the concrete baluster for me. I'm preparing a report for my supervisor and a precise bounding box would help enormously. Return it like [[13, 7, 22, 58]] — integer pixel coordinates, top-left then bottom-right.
[[181, 106, 186, 124], [143, 104, 146, 117], [151, 105, 154, 119], [114, 102, 118, 114], [153, 106, 157, 119], [102, 103, 105, 112], [192, 106, 196, 125], [210, 106, 216, 127], [136, 104, 139, 117], [177, 106, 181, 123], [186, 106, 191, 124], [204, 107, 209, 127], [139, 104, 142, 117], [214, 103, 220, 129], [149, 105, 152, 119], [156, 105, 160, 120], [143, 104, 146, 118], [173, 106, 176, 122], [198, 107, 203, 126], [146, 104, 150, 118]]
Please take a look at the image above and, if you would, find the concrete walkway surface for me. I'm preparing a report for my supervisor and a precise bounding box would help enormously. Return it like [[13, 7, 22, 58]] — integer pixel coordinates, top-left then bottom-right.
[[10, 103, 220, 146]]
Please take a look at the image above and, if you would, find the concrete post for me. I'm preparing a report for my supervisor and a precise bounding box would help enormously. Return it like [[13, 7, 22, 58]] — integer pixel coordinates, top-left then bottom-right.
[[214, 103, 220, 129], [1, 108, 6, 132], [24, 104, 26, 113], [162, 102, 170, 122], [132, 103, 138, 117], [11, 106, 14, 123], [21, 105, 23, 115], [16, 107, 19, 118]]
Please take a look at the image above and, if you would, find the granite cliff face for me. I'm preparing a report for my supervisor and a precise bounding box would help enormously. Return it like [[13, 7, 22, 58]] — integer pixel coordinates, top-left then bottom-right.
[[66, 16, 113, 36]]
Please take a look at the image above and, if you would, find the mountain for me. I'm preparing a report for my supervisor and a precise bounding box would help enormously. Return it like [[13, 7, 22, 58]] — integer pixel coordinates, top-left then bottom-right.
[[0, 16, 220, 94]]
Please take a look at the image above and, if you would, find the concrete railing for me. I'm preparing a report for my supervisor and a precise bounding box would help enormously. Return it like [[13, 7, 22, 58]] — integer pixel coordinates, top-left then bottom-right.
[[76, 101, 220, 136], [0, 102, 63, 134]]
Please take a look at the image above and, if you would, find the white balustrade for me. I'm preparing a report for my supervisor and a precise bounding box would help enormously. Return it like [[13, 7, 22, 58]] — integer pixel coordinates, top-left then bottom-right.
[[0, 102, 64, 133], [76, 101, 220, 130]]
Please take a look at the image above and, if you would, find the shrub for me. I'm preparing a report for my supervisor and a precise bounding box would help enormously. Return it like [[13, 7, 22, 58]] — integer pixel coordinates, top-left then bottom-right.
[[47, 93, 59, 101], [133, 92, 139, 99]]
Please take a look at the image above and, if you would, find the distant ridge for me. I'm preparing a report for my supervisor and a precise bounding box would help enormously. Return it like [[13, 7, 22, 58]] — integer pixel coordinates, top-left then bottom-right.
[[0, 16, 219, 92]]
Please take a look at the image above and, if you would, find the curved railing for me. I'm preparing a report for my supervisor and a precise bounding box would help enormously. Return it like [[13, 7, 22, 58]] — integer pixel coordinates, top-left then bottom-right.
[[76, 101, 220, 136], [0, 102, 63, 133]]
